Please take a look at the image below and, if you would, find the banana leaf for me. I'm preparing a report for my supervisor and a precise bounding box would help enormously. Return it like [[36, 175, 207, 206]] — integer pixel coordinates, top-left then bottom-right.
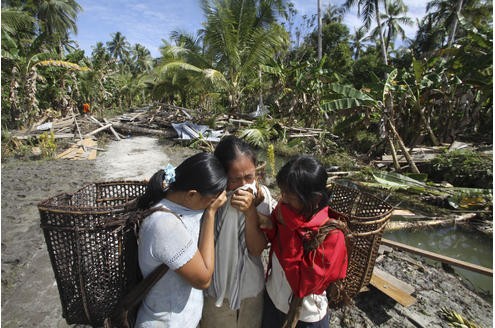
[[371, 171, 427, 192]]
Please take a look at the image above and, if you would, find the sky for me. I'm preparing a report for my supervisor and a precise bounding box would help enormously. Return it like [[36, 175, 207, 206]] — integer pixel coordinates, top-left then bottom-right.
[[71, 0, 430, 58]]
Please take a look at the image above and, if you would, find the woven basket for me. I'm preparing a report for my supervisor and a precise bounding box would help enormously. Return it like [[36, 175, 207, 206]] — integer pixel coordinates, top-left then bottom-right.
[[38, 180, 147, 326], [326, 182, 393, 305]]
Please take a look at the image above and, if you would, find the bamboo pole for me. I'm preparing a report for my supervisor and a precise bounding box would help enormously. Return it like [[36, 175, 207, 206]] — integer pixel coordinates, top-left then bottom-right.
[[381, 238, 492, 276], [83, 123, 112, 137], [385, 213, 477, 231]]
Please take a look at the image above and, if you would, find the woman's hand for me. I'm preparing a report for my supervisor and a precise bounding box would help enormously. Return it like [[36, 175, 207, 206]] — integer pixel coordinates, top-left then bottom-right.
[[231, 188, 256, 214], [207, 190, 227, 212]]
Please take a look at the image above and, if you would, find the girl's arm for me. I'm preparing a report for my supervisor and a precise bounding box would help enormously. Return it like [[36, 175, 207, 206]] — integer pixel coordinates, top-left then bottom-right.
[[231, 188, 268, 256], [176, 191, 227, 289]]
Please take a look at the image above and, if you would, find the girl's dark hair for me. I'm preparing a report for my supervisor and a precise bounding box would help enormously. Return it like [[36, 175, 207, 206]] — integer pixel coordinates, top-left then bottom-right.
[[137, 152, 227, 209], [276, 155, 329, 218], [214, 135, 257, 171]]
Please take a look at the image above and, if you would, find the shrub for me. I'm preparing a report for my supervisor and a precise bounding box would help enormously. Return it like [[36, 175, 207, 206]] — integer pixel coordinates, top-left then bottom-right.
[[425, 149, 493, 188]]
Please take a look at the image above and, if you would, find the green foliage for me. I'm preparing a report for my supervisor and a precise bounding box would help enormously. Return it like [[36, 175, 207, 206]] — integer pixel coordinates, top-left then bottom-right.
[[267, 144, 276, 179], [38, 131, 57, 158], [439, 307, 479, 328], [353, 130, 379, 154], [318, 149, 358, 171], [1, 130, 31, 159], [425, 149, 493, 188], [350, 48, 388, 89], [237, 117, 277, 148], [272, 139, 306, 158]]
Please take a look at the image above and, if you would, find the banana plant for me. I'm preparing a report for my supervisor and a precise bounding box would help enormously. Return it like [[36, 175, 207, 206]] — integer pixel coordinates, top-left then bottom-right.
[[321, 69, 420, 173], [400, 57, 441, 145]]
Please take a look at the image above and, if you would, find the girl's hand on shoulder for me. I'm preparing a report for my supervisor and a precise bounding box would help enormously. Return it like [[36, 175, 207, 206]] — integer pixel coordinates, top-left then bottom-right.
[[208, 191, 227, 212], [253, 181, 265, 206]]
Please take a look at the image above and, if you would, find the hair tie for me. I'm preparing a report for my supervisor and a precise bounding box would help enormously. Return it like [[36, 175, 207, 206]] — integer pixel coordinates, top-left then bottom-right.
[[162, 164, 176, 191]]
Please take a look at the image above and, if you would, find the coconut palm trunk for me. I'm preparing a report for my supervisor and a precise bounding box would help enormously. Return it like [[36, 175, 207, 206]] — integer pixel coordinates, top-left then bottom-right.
[[448, 0, 463, 47], [374, 0, 388, 65]]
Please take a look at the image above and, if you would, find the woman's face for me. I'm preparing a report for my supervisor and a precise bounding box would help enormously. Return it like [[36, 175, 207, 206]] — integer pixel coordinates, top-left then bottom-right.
[[226, 154, 256, 191], [189, 192, 221, 210]]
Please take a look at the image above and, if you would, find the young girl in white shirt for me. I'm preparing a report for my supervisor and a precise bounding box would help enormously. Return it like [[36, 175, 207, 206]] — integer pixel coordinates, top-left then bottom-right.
[[135, 152, 227, 328]]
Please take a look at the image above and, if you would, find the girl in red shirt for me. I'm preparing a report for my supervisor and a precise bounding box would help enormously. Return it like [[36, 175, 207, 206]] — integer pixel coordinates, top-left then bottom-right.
[[260, 155, 348, 328]]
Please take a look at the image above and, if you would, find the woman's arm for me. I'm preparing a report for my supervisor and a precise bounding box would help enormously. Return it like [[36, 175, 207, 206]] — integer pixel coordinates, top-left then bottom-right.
[[176, 191, 227, 289], [231, 188, 268, 256]]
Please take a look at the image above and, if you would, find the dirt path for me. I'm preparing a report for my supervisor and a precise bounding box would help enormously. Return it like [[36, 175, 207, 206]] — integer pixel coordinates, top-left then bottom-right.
[[1, 136, 492, 327], [1, 137, 196, 327]]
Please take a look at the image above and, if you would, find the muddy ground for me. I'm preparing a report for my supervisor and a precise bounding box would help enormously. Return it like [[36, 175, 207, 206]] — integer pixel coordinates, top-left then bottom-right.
[[1, 136, 492, 327]]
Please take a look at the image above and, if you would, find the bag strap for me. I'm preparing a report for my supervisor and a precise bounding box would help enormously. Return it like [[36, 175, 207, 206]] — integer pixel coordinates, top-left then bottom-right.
[[119, 206, 181, 311]]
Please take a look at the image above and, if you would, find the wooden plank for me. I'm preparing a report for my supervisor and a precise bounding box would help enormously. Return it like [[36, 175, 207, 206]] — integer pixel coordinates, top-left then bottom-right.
[[13, 133, 75, 140], [381, 238, 493, 276], [373, 267, 415, 295], [83, 123, 112, 137], [102, 118, 122, 140], [370, 271, 417, 307], [56, 145, 79, 159], [87, 150, 97, 160]]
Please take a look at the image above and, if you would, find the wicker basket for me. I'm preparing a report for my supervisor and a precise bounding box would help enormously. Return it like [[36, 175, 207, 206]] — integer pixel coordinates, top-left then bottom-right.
[[38, 180, 147, 326], [326, 182, 393, 305]]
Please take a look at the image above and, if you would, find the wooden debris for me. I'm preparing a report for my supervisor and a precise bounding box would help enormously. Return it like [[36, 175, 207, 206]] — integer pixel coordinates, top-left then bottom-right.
[[83, 123, 113, 137], [56, 138, 98, 160], [13, 133, 74, 140], [88, 116, 121, 140], [111, 121, 176, 138], [370, 267, 417, 307], [385, 213, 477, 231], [72, 112, 85, 151], [102, 118, 123, 140]]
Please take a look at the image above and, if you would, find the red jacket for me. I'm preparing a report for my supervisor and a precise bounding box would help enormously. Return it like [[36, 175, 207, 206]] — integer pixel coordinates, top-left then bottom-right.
[[265, 204, 348, 298]]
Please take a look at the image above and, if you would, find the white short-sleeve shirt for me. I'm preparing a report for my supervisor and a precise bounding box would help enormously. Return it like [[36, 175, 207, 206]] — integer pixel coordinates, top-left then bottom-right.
[[135, 198, 204, 328], [266, 255, 329, 323]]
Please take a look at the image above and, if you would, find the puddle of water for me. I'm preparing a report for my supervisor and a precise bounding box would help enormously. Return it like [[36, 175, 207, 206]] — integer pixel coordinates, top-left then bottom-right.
[[384, 226, 493, 295]]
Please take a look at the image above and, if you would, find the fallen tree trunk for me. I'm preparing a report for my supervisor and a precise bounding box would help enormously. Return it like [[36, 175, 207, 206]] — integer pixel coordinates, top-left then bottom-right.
[[385, 213, 477, 231], [111, 122, 177, 138]]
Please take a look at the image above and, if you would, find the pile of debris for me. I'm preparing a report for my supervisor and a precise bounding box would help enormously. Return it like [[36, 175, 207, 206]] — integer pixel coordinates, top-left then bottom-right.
[[12, 103, 338, 160]]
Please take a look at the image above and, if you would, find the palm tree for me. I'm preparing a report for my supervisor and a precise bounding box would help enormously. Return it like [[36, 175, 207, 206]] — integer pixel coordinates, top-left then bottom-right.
[[411, 15, 446, 57], [426, 0, 464, 47], [106, 31, 130, 63], [35, 0, 81, 35], [349, 26, 368, 60], [34, 0, 82, 54], [200, 0, 289, 111], [130, 43, 153, 76], [91, 41, 112, 64], [151, 33, 226, 108], [1, 7, 35, 49], [343, 0, 388, 65], [370, 0, 412, 51]]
